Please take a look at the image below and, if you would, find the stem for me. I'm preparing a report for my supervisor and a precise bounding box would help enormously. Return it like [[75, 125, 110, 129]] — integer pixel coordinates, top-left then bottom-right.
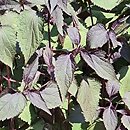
[[88, 1, 94, 26], [47, 11, 51, 48], [9, 118, 15, 130], [6, 65, 11, 88]]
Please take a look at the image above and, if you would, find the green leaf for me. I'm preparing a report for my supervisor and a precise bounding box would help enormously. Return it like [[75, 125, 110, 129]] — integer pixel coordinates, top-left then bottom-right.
[[91, 0, 121, 10], [55, 54, 74, 101], [77, 79, 101, 123], [19, 102, 37, 125], [119, 66, 130, 97], [17, 9, 43, 63], [40, 81, 62, 109], [0, 93, 26, 121], [0, 26, 16, 69], [81, 51, 117, 81], [52, 6, 64, 36], [123, 92, 130, 109]]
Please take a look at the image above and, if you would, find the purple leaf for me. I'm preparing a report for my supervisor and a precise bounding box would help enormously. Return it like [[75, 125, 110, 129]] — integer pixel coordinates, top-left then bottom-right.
[[87, 23, 109, 48], [23, 56, 39, 85], [81, 51, 117, 81], [54, 54, 74, 101], [121, 115, 130, 130], [40, 81, 62, 109], [26, 91, 51, 115], [109, 30, 122, 48], [116, 125, 126, 130], [103, 106, 118, 130], [67, 26, 81, 45], [106, 80, 120, 97]]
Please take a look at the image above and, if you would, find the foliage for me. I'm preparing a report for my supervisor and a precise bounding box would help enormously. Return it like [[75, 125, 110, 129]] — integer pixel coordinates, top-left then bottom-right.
[[0, 0, 130, 130]]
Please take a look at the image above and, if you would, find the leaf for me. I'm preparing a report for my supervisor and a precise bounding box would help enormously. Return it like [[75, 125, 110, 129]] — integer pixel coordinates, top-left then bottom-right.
[[67, 26, 81, 45], [40, 81, 62, 109], [0, 93, 26, 121], [17, 9, 43, 63], [26, 0, 46, 5], [81, 51, 117, 81], [121, 115, 130, 130], [19, 102, 37, 125], [54, 54, 74, 101], [0, 26, 16, 69], [119, 66, 130, 97], [52, 6, 64, 36], [109, 30, 121, 48], [23, 56, 39, 85], [50, 0, 58, 13], [91, 0, 121, 10], [103, 106, 118, 130], [26, 91, 51, 115], [77, 79, 101, 123], [106, 80, 120, 97], [123, 92, 130, 109], [87, 23, 109, 48]]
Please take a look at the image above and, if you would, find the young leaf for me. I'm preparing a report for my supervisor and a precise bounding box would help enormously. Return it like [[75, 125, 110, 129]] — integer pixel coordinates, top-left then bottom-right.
[[40, 81, 62, 109], [121, 115, 130, 130], [67, 26, 81, 45], [0, 26, 16, 69], [103, 106, 118, 130], [106, 80, 120, 97], [123, 92, 130, 109], [109, 30, 121, 48], [17, 9, 43, 63], [51, 6, 64, 36], [81, 51, 117, 81], [0, 93, 26, 121], [87, 23, 109, 48], [26, 91, 51, 115], [54, 54, 74, 101], [23, 56, 39, 85], [77, 79, 101, 123]]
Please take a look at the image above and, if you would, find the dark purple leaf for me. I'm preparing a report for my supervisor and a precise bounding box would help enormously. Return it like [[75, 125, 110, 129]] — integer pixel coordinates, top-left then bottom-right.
[[116, 124, 126, 130], [87, 23, 109, 48], [109, 30, 121, 48], [54, 54, 74, 101], [81, 51, 117, 81], [26, 91, 51, 115], [23, 56, 39, 85], [121, 43, 130, 63], [103, 105, 118, 130], [40, 81, 62, 109], [106, 80, 120, 97], [67, 26, 81, 45], [121, 115, 130, 130]]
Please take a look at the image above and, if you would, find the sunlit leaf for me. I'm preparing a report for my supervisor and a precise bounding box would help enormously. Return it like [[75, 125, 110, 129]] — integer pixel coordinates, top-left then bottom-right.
[[26, 91, 51, 115], [81, 51, 117, 81], [55, 54, 74, 101], [123, 92, 130, 109], [103, 106, 118, 130], [91, 0, 121, 10], [40, 81, 62, 109], [0, 93, 26, 121], [121, 115, 130, 130], [50, 0, 58, 13], [119, 66, 130, 97], [77, 79, 101, 123], [17, 9, 43, 63], [87, 23, 109, 48], [0, 26, 16, 69]]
